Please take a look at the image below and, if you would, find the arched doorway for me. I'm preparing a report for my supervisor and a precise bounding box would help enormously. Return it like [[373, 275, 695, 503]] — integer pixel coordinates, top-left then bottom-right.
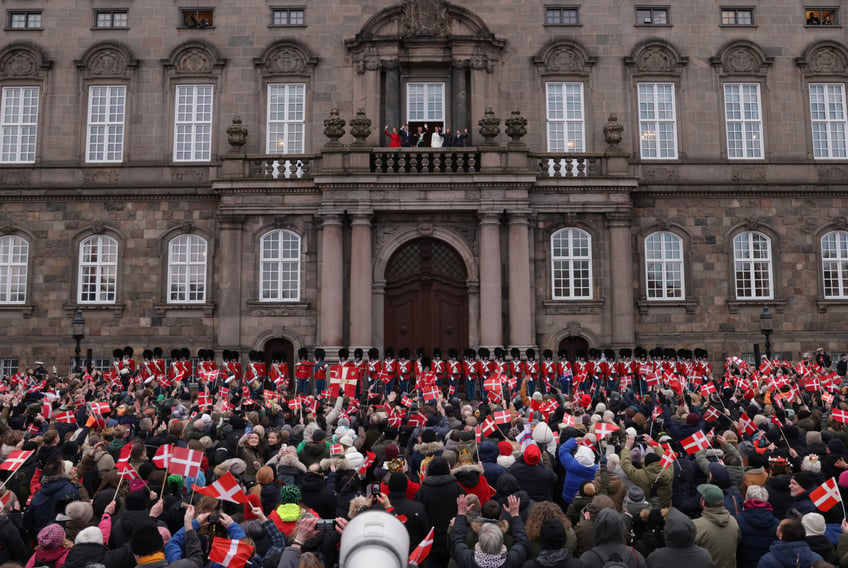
[[262, 337, 294, 369], [558, 336, 589, 361], [384, 238, 468, 354]]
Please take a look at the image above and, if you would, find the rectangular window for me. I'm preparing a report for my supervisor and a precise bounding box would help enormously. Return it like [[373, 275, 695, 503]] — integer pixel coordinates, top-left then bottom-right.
[[810, 83, 848, 159], [806, 8, 837, 25], [86, 86, 125, 163], [181, 9, 214, 28], [174, 85, 213, 162], [8, 11, 41, 29], [272, 8, 305, 26], [95, 10, 128, 28], [0, 358, 18, 378], [1, 87, 39, 163], [546, 82, 585, 152], [545, 7, 579, 25], [721, 8, 754, 25], [724, 83, 764, 159], [267, 84, 305, 154], [406, 83, 445, 122], [0, 236, 28, 304], [636, 7, 669, 25], [638, 83, 678, 159]]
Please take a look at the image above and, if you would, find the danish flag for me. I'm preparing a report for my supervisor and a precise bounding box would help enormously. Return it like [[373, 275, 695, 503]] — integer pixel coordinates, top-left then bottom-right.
[[832, 408, 848, 424], [387, 415, 402, 428], [409, 527, 435, 566], [652, 406, 663, 421], [700, 382, 717, 397], [481, 416, 497, 436], [659, 449, 676, 471], [330, 444, 344, 456], [822, 392, 834, 406], [493, 410, 512, 425], [407, 411, 427, 428], [593, 422, 620, 439], [0, 450, 33, 471], [209, 537, 254, 568], [0, 490, 11, 510], [681, 431, 710, 454], [559, 413, 575, 428], [738, 412, 757, 436], [116, 444, 138, 479], [54, 410, 76, 424], [193, 472, 248, 504], [197, 393, 211, 408], [168, 446, 203, 478], [475, 425, 482, 445], [357, 451, 376, 475], [703, 406, 722, 423], [422, 386, 440, 402], [810, 477, 842, 512], [401, 395, 413, 408]]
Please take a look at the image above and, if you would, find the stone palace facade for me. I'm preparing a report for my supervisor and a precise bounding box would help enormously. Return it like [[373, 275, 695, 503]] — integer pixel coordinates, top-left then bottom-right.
[[1, 0, 847, 372]]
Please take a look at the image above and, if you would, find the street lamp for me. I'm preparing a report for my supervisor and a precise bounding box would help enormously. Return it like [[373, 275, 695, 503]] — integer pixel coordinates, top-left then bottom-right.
[[72, 309, 85, 374], [760, 306, 773, 360]]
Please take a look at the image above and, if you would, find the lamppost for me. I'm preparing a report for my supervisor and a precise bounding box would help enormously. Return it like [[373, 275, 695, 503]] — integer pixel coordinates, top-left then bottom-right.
[[760, 306, 773, 360], [72, 309, 85, 374]]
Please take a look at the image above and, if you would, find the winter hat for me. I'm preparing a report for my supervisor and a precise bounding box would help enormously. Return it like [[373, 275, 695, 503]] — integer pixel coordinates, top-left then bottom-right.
[[575, 445, 595, 467], [384, 445, 399, 461], [625, 486, 645, 504], [388, 472, 408, 493], [840, 470, 848, 488], [524, 444, 541, 466], [580, 394, 592, 408], [644, 453, 660, 466], [532, 422, 554, 446], [339, 435, 354, 447], [794, 471, 818, 490], [696, 483, 724, 506], [686, 413, 700, 426], [312, 429, 326, 442], [131, 524, 163, 556], [828, 439, 845, 454], [38, 524, 66, 549], [539, 518, 567, 550], [802, 512, 826, 536], [709, 462, 730, 486], [498, 441, 513, 456], [421, 429, 436, 443], [125, 490, 148, 511], [63, 500, 93, 524], [75, 526, 104, 545], [218, 458, 247, 477], [595, 403, 607, 414], [256, 466, 275, 485], [630, 448, 643, 465], [280, 484, 302, 505]]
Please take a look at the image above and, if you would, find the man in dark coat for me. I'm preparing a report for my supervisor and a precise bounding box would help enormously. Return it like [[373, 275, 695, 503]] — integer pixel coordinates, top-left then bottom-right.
[[386, 473, 430, 555], [480, 439, 506, 487], [414, 457, 464, 568], [23, 457, 81, 536], [645, 507, 713, 568], [451, 493, 528, 568], [737, 485, 780, 567], [507, 444, 558, 502], [757, 518, 823, 568], [299, 465, 336, 520]]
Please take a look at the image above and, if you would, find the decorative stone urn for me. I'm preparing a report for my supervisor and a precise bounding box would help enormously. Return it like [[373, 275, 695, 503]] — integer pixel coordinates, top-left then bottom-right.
[[349, 108, 372, 146], [323, 108, 346, 149], [477, 107, 501, 146], [226, 115, 248, 151], [504, 109, 527, 148], [603, 113, 624, 149]]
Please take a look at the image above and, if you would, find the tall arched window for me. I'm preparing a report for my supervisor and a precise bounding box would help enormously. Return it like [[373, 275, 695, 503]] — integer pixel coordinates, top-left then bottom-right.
[[260, 229, 301, 301], [0, 235, 28, 304], [168, 234, 207, 303], [733, 231, 773, 299], [78, 235, 118, 303], [821, 230, 848, 298], [645, 231, 684, 300], [551, 228, 592, 299]]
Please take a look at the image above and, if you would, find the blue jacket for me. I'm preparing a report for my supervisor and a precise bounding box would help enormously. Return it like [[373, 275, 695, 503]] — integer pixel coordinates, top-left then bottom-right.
[[479, 440, 505, 488], [737, 503, 780, 567], [558, 438, 598, 503], [757, 540, 823, 568]]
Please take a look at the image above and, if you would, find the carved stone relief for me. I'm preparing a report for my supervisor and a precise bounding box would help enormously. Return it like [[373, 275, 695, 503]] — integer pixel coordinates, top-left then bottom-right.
[[818, 166, 847, 181], [83, 169, 120, 185], [809, 47, 848, 75], [87, 49, 129, 77], [0, 169, 32, 186], [400, 0, 448, 37], [0, 50, 40, 79], [637, 47, 675, 73], [176, 48, 214, 75], [171, 168, 209, 184], [641, 166, 680, 182], [723, 47, 760, 74], [731, 165, 766, 182]]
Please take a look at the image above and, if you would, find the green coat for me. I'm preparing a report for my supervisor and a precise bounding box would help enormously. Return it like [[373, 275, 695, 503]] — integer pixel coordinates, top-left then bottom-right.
[[619, 445, 673, 508]]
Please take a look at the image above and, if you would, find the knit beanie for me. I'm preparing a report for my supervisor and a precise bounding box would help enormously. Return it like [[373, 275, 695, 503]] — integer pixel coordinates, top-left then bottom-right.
[[539, 518, 567, 550], [388, 472, 408, 493], [644, 453, 660, 466], [130, 523, 163, 556], [802, 512, 826, 536], [686, 413, 700, 426], [575, 445, 595, 467], [75, 526, 104, 545], [38, 524, 66, 549], [384, 444, 399, 461], [280, 484, 302, 505], [524, 444, 541, 466], [498, 441, 513, 456]]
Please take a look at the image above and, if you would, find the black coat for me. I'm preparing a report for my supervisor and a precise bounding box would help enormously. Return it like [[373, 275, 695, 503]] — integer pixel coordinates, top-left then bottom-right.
[[737, 504, 779, 566], [63, 542, 135, 568], [300, 471, 336, 520], [388, 490, 430, 553], [507, 458, 558, 502], [0, 514, 28, 564], [415, 473, 464, 562]]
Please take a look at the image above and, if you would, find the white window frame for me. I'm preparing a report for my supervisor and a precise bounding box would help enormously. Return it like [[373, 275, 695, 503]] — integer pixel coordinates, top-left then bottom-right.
[[266, 83, 305, 154], [645, 232, 684, 300], [1, 86, 39, 163], [637, 82, 678, 159], [174, 84, 213, 162], [8, 11, 41, 29], [78, 235, 118, 304], [821, 230, 848, 298], [0, 235, 28, 304], [85, 85, 126, 163], [721, 8, 753, 25], [545, 7, 579, 25], [0, 358, 17, 378], [95, 10, 128, 28], [272, 8, 304, 26], [167, 234, 207, 304], [809, 83, 848, 159], [259, 230, 301, 302], [551, 228, 592, 299], [724, 83, 764, 159], [406, 82, 445, 122], [636, 7, 669, 25], [733, 231, 773, 300], [546, 82, 585, 152]]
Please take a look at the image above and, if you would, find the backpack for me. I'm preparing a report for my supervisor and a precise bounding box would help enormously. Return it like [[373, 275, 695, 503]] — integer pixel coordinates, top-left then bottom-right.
[[591, 549, 632, 568]]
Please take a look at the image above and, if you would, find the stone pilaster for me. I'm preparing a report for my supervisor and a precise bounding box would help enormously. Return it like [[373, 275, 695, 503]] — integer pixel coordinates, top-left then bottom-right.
[[479, 211, 503, 347], [349, 213, 373, 348], [319, 214, 344, 350], [607, 211, 635, 346], [508, 212, 534, 348], [217, 215, 244, 347]]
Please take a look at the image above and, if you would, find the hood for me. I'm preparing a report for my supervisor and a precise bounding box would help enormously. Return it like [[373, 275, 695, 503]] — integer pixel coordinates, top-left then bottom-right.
[[534, 549, 572, 567], [300, 472, 327, 491], [278, 453, 308, 472], [421, 473, 457, 487], [663, 507, 697, 548], [743, 499, 774, 511], [300, 443, 328, 458], [454, 466, 482, 488], [496, 455, 516, 468], [495, 473, 521, 496], [700, 506, 731, 528], [319, 457, 354, 471], [413, 441, 444, 455], [741, 507, 779, 531], [275, 503, 302, 523], [767, 539, 820, 560], [38, 476, 73, 496], [479, 440, 499, 463], [769, 474, 792, 491], [592, 508, 625, 546]]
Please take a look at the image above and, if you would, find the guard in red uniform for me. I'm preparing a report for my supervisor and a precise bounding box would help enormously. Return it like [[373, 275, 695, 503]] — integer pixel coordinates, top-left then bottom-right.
[[462, 348, 478, 400], [269, 351, 289, 392], [446, 348, 461, 397], [295, 348, 312, 395], [432, 348, 446, 388], [397, 348, 413, 394], [541, 350, 556, 394], [523, 348, 539, 395]]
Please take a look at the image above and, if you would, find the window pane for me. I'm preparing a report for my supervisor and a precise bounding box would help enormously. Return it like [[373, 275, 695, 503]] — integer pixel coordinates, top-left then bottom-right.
[[86, 86, 125, 162], [168, 234, 207, 303], [645, 232, 684, 300], [78, 235, 118, 303], [551, 228, 592, 299], [174, 85, 214, 161], [546, 83, 584, 152], [638, 83, 678, 159], [267, 84, 306, 153], [259, 230, 301, 301], [1, 87, 39, 163], [0, 235, 28, 303], [733, 232, 772, 299]]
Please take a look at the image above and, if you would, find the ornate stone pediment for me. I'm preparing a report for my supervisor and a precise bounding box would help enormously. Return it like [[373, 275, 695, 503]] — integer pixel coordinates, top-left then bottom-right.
[[0, 44, 52, 80], [255, 40, 318, 77], [625, 40, 688, 75], [710, 41, 773, 76], [76, 42, 138, 79], [533, 39, 597, 76], [400, 0, 449, 37], [163, 41, 226, 76], [796, 41, 848, 76]]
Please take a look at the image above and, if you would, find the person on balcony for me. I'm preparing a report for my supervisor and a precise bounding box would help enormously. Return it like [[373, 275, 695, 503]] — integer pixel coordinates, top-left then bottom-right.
[[399, 124, 412, 147], [430, 126, 444, 148], [384, 125, 402, 148]]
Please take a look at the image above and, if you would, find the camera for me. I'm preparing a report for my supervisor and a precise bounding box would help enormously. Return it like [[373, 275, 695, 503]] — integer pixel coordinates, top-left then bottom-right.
[[315, 519, 335, 531], [369, 483, 381, 498], [208, 513, 221, 523]]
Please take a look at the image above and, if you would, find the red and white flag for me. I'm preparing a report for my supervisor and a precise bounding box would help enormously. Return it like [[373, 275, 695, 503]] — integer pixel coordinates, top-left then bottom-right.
[[209, 537, 254, 568], [703, 406, 722, 423], [651, 406, 663, 421], [409, 526, 435, 566], [407, 411, 427, 428], [330, 444, 344, 456], [193, 472, 248, 504], [810, 477, 842, 512], [357, 451, 376, 475], [493, 410, 512, 425], [738, 412, 757, 436], [659, 450, 676, 471], [168, 446, 203, 478], [481, 416, 497, 436], [475, 425, 482, 445], [593, 422, 620, 439], [153, 444, 173, 469], [700, 382, 717, 397], [832, 408, 848, 424], [116, 444, 138, 479], [823, 392, 835, 406], [0, 450, 33, 471], [0, 490, 11, 510], [89, 401, 111, 415], [681, 431, 710, 454], [559, 414, 575, 428], [53, 410, 77, 424]]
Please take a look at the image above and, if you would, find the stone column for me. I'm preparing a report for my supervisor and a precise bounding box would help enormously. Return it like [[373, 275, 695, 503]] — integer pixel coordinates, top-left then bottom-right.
[[467, 282, 480, 348], [319, 214, 344, 350], [384, 61, 400, 131], [349, 213, 373, 347], [479, 211, 502, 347], [217, 215, 244, 347], [373, 280, 386, 350], [451, 60, 468, 132], [508, 213, 534, 348], [607, 212, 636, 346]]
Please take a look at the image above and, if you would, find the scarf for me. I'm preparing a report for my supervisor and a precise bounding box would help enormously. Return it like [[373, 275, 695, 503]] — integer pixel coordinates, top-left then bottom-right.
[[137, 552, 166, 564], [474, 544, 507, 568]]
